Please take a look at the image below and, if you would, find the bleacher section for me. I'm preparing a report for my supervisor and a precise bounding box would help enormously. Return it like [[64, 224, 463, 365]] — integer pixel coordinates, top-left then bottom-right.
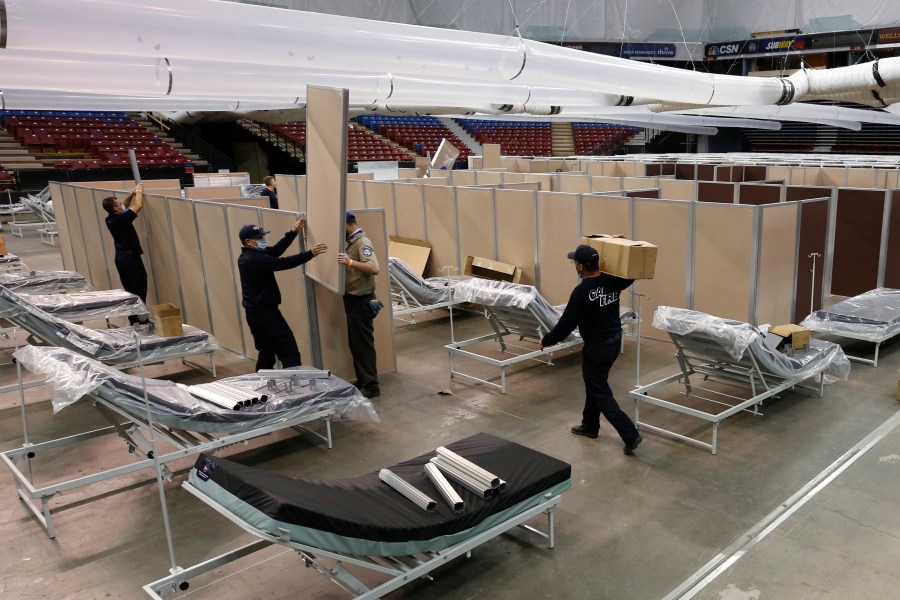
[[354, 115, 473, 160], [744, 120, 900, 155], [457, 120, 552, 157], [571, 123, 640, 155], [0, 111, 191, 169], [273, 122, 414, 162]]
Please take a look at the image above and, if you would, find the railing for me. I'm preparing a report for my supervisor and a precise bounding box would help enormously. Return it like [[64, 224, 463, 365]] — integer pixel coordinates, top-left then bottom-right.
[[238, 120, 305, 161], [145, 113, 236, 171]]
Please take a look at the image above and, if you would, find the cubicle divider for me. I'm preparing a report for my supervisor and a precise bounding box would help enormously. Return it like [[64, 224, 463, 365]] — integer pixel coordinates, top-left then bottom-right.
[[47, 183, 77, 276], [831, 188, 890, 297], [363, 180, 396, 235], [738, 183, 782, 204], [794, 198, 830, 320], [693, 203, 755, 321], [166, 197, 212, 332], [494, 189, 538, 285], [393, 183, 427, 240], [184, 186, 242, 199], [275, 174, 303, 213], [456, 187, 496, 270], [884, 190, 900, 289], [537, 192, 579, 306], [423, 185, 459, 276]]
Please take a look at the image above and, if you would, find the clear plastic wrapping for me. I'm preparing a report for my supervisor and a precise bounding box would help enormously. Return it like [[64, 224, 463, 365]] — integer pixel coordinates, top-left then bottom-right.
[[0, 287, 218, 365], [653, 306, 850, 381], [13, 346, 379, 430], [0, 270, 89, 292], [0, 254, 22, 264], [389, 257, 459, 306], [800, 288, 900, 342], [451, 278, 537, 309], [21, 289, 146, 322]]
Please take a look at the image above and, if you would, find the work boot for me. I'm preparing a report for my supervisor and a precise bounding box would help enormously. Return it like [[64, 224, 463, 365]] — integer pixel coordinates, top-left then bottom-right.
[[570, 424, 599, 439], [362, 386, 380, 399], [623, 434, 643, 455]]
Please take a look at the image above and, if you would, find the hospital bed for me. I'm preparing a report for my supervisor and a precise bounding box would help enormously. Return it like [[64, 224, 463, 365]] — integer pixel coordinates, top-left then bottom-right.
[[388, 257, 466, 323], [12, 189, 57, 245], [1, 346, 378, 538], [0, 269, 88, 293], [0, 253, 25, 274], [22, 289, 146, 322], [445, 278, 637, 393], [629, 306, 850, 454], [143, 432, 570, 599], [800, 288, 900, 367]]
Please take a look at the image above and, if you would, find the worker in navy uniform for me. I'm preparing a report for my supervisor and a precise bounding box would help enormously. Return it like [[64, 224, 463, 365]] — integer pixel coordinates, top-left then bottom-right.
[[101, 183, 149, 325], [237, 219, 326, 371], [541, 244, 643, 455], [337, 212, 381, 398], [261, 175, 278, 210]]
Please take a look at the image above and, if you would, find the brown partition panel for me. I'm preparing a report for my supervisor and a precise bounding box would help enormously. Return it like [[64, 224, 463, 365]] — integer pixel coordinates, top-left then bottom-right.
[[423, 185, 459, 275], [538, 191, 579, 305], [785, 186, 831, 201], [697, 181, 735, 203], [260, 209, 312, 364], [832, 189, 885, 296], [393, 183, 426, 239], [142, 194, 181, 306], [167, 198, 211, 332], [756, 203, 798, 325], [194, 202, 244, 353], [795, 199, 830, 319], [363, 181, 396, 235], [495, 190, 537, 285], [625, 189, 659, 199], [744, 166, 767, 182], [456, 187, 495, 266], [884, 191, 900, 288], [694, 204, 754, 321], [738, 184, 781, 205], [696, 164, 715, 181]]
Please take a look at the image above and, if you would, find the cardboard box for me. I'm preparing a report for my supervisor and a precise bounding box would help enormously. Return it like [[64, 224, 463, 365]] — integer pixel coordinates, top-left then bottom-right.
[[769, 324, 810, 349], [389, 236, 432, 276], [580, 235, 658, 280], [464, 256, 522, 283], [0, 235, 7, 256], [150, 303, 184, 337]]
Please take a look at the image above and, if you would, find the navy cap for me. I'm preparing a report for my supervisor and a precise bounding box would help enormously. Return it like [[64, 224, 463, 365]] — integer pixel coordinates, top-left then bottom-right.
[[567, 244, 600, 266], [346, 211, 357, 223], [239, 224, 269, 242]]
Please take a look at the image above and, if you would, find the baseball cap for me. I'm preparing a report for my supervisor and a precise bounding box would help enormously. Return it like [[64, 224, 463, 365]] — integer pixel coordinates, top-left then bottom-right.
[[346, 211, 357, 223], [239, 224, 269, 242], [567, 244, 599, 266]]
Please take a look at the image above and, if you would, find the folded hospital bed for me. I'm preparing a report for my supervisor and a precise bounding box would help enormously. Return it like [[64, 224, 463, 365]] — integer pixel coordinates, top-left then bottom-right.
[[0, 253, 25, 274], [13, 189, 57, 245], [388, 256, 467, 323], [445, 278, 637, 393], [0, 269, 88, 293], [1, 346, 378, 538], [143, 432, 570, 599], [21, 289, 146, 322], [0, 286, 216, 370], [800, 288, 900, 367], [629, 306, 851, 454]]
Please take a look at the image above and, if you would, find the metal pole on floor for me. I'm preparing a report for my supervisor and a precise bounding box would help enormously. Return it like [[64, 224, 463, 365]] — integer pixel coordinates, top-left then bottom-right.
[[808, 252, 821, 315]]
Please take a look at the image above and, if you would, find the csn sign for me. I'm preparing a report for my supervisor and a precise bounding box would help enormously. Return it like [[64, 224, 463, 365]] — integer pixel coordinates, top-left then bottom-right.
[[706, 42, 742, 57]]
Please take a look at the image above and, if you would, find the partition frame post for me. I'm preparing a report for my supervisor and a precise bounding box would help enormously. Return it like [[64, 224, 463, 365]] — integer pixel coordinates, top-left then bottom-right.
[[877, 190, 892, 288], [533, 190, 542, 291], [749, 206, 762, 324], [686, 200, 696, 309], [822, 188, 838, 299], [163, 195, 188, 319]]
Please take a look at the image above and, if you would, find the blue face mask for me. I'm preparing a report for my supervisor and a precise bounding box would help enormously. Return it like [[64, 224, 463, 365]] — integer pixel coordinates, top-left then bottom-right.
[[255, 238, 268, 250]]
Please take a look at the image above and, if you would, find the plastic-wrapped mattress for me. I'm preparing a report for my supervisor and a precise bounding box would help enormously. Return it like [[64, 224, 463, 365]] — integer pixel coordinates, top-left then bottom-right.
[[0, 270, 88, 292], [13, 346, 379, 432], [389, 257, 461, 306], [22, 289, 145, 321], [653, 306, 850, 381], [800, 288, 900, 342], [0, 286, 217, 364], [188, 432, 571, 556]]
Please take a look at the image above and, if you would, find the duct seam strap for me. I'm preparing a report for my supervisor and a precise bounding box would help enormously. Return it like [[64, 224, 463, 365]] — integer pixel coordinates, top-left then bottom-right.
[[164, 58, 173, 95], [0, 0, 6, 49], [873, 60, 887, 88]]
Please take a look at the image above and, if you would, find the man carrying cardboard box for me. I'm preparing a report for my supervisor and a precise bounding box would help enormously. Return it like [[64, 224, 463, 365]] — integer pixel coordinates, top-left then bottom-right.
[[540, 244, 643, 455]]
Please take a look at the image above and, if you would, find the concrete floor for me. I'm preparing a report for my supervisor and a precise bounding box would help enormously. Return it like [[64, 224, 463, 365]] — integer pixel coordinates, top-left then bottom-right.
[[1, 227, 900, 600]]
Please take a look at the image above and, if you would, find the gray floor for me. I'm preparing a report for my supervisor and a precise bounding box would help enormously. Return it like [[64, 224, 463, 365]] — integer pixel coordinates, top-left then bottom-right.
[[2, 226, 899, 600]]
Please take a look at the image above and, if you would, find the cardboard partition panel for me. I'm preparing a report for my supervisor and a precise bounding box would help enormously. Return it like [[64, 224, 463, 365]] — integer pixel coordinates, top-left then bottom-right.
[[275, 174, 303, 213], [450, 170, 476, 187], [494, 189, 538, 285], [142, 194, 181, 307], [347, 173, 376, 181], [633, 199, 691, 331], [393, 183, 426, 240], [54, 185, 83, 272], [501, 182, 541, 191], [202, 197, 269, 208], [456, 187, 496, 268], [224, 204, 263, 358], [820, 167, 846, 187], [482, 144, 501, 169], [346, 180, 366, 209], [767, 166, 792, 185], [184, 186, 243, 199], [475, 171, 504, 186], [363, 181, 396, 235], [313, 208, 395, 379], [558, 175, 590, 193], [304, 85, 348, 294], [693, 203, 754, 322], [738, 183, 782, 205], [423, 185, 459, 275], [622, 177, 654, 191], [755, 203, 798, 325], [581, 194, 630, 238], [589, 176, 621, 193], [884, 191, 900, 289], [538, 191, 579, 305], [166, 197, 212, 332], [193, 173, 249, 187], [260, 209, 313, 365], [831, 188, 886, 297], [48, 183, 77, 272], [795, 199, 830, 319], [72, 186, 111, 291], [659, 179, 696, 201], [92, 189, 124, 290]]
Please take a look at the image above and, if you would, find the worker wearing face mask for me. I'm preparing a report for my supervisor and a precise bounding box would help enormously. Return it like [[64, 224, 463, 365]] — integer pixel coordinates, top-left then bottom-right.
[[237, 219, 327, 371]]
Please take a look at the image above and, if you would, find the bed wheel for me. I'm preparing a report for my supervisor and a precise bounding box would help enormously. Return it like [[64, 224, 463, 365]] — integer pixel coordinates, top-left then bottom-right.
[[147, 451, 154, 459], [179, 582, 189, 591], [26, 451, 35, 459], [304, 557, 313, 568]]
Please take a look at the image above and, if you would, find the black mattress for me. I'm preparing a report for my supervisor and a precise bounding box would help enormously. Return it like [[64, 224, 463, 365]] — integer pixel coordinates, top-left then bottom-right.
[[193, 432, 570, 544]]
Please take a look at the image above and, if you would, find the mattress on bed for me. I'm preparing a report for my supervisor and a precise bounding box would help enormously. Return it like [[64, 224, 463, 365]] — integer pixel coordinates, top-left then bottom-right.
[[0, 270, 88, 292], [0, 254, 22, 264], [800, 288, 900, 341], [0, 286, 217, 364], [13, 346, 379, 432], [654, 306, 850, 381], [22, 289, 146, 321], [389, 257, 457, 306], [188, 432, 571, 556]]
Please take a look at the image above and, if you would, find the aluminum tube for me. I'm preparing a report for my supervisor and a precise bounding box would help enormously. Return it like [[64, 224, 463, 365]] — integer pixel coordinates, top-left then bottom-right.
[[429, 458, 493, 499], [0, 89, 294, 112], [257, 368, 332, 379], [378, 469, 437, 513], [424, 463, 465, 514], [435, 447, 500, 489], [128, 149, 141, 184]]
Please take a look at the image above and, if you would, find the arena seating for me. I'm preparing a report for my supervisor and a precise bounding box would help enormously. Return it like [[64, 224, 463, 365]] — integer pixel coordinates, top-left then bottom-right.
[[0, 110, 190, 169], [354, 115, 473, 160], [744, 120, 900, 155], [571, 123, 640, 155], [457, 119, 552, 156], [273, 121, 414, 162]]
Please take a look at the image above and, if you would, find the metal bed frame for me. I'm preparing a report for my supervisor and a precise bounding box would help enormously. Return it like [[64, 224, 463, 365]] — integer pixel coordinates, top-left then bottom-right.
[[143, 481, 562, 599], [805, 328, 894, 368], [389, 269, 458, 324], [629, 330, 826, 455]]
